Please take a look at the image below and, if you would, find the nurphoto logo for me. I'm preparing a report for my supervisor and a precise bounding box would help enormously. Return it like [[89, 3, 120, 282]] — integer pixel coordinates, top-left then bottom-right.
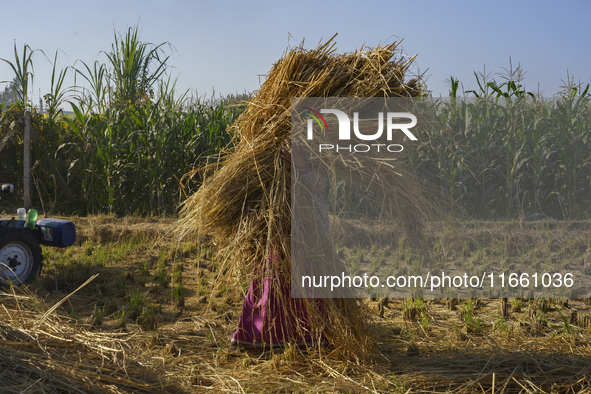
[[304, 107, 418, 153]]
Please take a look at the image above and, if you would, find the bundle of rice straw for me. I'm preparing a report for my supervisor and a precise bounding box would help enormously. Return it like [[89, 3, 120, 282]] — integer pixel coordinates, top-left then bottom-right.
[[177, 36, 441, 359]]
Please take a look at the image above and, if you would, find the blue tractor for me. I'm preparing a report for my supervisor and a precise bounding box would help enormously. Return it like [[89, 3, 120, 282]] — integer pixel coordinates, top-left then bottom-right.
[[0, 183, 76, 285]]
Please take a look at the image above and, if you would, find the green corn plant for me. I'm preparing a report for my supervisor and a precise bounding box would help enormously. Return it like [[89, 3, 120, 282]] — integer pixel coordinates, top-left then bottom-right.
[[551, 94, 591, 218], [1, 43, 36, 106], [74, 59, 109, 112], [105, 25, 171, 108], [44, 51, 73, 122]]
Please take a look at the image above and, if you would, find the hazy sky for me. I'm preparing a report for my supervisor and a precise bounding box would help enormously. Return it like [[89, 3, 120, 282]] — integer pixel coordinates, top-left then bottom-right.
[[1, 0, 590, 105]]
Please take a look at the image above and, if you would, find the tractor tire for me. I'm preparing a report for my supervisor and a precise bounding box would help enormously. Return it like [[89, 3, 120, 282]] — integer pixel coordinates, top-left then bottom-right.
[[0, 227, 43, 285]]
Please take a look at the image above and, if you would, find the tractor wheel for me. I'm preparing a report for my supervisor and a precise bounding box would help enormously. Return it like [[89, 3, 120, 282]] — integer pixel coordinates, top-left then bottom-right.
[[0, 227, 43, 285]]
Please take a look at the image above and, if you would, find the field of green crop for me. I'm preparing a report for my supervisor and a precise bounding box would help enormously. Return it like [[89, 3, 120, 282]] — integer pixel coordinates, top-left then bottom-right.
[[408, 92, 591, 220], [2, 27, 589, 221], [1, 26, 247, 216]]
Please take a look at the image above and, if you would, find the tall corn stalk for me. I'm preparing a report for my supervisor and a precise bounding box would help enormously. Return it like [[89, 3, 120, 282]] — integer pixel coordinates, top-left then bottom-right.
[[1, 43, 36, 107], [106, 25, 171, 108]]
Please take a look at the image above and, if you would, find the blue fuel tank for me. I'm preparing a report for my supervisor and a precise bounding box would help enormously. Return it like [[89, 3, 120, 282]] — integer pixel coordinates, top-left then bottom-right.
[[36, 219, 77, 247]]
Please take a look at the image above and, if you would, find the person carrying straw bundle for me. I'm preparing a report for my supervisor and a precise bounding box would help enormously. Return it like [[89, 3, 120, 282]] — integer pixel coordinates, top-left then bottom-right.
[[177, 36, 441, 358], [229, 139, 330, 347]]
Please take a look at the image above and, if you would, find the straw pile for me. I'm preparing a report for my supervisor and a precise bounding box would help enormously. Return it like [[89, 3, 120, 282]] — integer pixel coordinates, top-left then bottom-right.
[[177, 36, 440, 358], [0, 287, 184, 394]]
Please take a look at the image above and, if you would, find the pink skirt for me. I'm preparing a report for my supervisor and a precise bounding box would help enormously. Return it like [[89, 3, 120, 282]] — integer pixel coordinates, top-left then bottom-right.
[[231, 255, 324, 347]]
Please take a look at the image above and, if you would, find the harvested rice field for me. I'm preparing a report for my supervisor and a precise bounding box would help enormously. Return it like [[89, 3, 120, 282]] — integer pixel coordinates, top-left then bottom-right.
[[2, 214, 591, 393]]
